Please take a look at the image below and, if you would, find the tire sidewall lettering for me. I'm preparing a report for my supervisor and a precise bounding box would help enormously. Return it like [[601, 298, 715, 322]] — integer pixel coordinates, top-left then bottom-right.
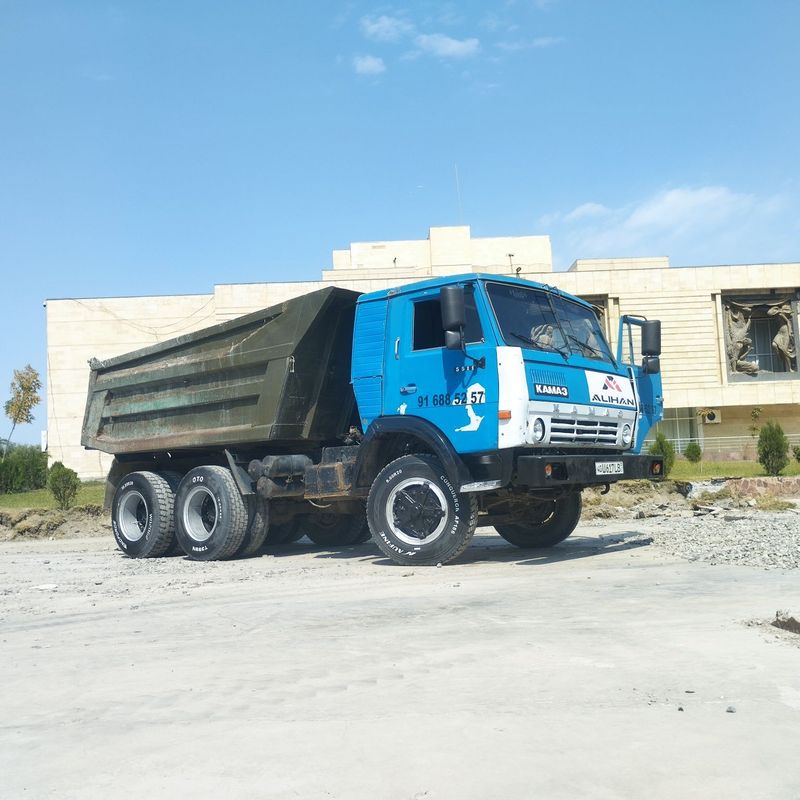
[[368, 454, 475, 565]]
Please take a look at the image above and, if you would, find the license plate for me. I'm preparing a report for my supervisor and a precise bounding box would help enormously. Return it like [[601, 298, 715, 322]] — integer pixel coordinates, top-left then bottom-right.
[[595, 460, 623, 476]]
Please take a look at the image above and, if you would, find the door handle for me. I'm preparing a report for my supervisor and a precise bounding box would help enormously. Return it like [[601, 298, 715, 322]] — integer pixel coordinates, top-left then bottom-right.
[[394, 337, 400, 360], [400, 384, 417, 395]]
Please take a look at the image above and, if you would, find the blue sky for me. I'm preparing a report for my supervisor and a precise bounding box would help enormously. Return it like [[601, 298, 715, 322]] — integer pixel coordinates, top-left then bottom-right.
[[1, 0, 799, 444]]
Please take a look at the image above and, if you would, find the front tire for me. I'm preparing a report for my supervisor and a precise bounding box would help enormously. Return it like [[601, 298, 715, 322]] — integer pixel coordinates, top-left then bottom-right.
[[491, 493, 582, 548], [174, 466, 249, 561], [367, 454, 477, 566], [111, 471, 176, 558]]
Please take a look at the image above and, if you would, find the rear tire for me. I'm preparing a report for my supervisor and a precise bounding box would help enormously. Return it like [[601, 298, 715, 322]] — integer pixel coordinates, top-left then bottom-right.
[[305, 512, 365, 546], [111, 471, 176, 558], [238, 496, 270, 557], [367, 454, 478, 566], [491, 493, 582, 548], [174, 466, 249, 561], [265, 518, 304, 545], [160, 471, 185, 555]]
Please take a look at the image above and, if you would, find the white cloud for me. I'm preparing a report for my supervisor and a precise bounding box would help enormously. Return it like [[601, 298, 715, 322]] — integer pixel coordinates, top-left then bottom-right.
[[415, 33, 480, 58], [360, 15, 414, 42], [564, 202, 609, 222], [532, 35, 564, 47], [353, 54, 386, 75], [497, 35, 565, 51], [538, 186, 798, 268]]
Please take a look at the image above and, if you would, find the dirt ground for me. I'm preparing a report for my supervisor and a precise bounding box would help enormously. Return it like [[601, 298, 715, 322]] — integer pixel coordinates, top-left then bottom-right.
[[2, 521, 800, 799]]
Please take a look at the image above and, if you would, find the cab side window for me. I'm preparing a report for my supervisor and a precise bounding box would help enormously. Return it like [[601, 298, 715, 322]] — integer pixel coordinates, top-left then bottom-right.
[[412, 300, 445, 350], [411, 290, 484, 351]]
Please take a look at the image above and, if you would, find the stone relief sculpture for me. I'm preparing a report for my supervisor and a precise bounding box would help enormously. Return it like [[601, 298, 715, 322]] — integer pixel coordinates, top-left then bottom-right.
[[724, 302, 759, 375], [723, 296, 797, 375], [768, 303, 796, 372]]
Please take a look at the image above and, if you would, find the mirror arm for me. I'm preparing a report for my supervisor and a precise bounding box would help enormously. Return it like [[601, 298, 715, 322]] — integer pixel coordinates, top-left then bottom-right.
[[459, 328, 485, 369]]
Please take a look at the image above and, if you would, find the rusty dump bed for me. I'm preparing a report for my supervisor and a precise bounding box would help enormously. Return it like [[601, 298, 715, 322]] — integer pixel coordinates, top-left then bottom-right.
[[81, 287, 362, 456]]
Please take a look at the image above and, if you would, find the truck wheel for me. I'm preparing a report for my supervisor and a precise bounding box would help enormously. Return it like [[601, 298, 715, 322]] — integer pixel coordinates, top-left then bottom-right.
[[305, 512, 365, 546], [492, 493, 582, 548], [367, 454, 478, 566], [111, 471, 176, 558], [265, 518, 304, 545], [238, 496, 270, 557], [160, 471, 185, 555], [174, 466, 249, 560], [352, 516, 372, 544]]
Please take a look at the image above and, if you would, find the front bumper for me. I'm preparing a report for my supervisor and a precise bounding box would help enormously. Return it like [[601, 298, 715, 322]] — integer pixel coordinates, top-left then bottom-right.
[[515, 453, 664, 488]]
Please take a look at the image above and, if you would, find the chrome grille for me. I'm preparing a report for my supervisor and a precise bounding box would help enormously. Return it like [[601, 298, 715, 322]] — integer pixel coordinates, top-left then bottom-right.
[[550, 417, 619, 445]]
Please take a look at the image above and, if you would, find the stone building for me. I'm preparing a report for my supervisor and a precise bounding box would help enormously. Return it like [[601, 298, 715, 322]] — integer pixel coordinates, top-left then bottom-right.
[[44, 225, 800, 479]]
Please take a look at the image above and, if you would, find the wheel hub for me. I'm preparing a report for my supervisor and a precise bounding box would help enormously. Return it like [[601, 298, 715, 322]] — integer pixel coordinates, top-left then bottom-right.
[[183, 486, 219, 543], [387, 478, 448, 546], [119, 491, 148, 542]]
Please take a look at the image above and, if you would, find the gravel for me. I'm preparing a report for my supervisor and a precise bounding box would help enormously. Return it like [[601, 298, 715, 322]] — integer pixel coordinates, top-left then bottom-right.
[[643, 510, 800, 570]]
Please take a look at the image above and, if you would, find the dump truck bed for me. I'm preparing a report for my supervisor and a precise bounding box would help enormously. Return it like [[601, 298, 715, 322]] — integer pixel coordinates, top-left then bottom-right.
[[81, 287, 362, 455]]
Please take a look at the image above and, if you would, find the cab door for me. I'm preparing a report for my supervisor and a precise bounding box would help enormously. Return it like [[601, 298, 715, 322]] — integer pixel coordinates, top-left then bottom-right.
[[617, 316, 663, 451], [384, 283, 498, 454]]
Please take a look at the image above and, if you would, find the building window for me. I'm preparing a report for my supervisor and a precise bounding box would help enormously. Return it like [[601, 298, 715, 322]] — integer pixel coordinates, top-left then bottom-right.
[[722, 295, 798, 379], [645, 407, 698, 451]]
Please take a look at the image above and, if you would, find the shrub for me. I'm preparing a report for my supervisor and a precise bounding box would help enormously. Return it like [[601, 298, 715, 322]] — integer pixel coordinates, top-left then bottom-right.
[[757, 421, 789, 476], [793, 445, 800, 463], [48, 462, 81, 510], [648, 431, 676, 477], [0, 445, 48, 493], [683, 442, 702, 464]]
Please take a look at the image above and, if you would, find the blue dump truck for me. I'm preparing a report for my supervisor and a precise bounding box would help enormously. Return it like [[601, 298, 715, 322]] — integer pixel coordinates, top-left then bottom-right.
[[82, 273, 664, 566]]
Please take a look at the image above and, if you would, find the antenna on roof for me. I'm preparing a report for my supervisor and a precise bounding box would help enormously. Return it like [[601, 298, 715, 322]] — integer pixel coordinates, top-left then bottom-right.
[[454, 163, 464, 223]]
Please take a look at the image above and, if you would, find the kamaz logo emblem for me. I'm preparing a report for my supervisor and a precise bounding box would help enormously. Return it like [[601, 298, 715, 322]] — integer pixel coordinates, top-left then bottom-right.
[[534, 383, 569, 398], [602, 376, 622, 392]]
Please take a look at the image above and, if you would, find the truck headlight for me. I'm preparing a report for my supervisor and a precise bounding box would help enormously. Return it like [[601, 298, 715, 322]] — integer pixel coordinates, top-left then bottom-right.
[[533, 418, 546, 442], [621, 423, 633, 446]]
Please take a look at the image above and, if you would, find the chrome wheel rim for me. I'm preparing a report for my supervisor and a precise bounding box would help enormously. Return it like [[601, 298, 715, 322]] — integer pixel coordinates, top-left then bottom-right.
[[182, 486, 219, 543], [387, 477, 448, 546], [119, 491, 148, 542]]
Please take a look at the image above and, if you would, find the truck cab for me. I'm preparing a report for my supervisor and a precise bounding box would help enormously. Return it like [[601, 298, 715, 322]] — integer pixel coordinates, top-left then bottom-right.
[[351, 274, 664, 564]]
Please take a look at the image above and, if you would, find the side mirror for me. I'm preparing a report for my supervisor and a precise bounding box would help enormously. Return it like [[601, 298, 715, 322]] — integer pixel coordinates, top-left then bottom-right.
[[445, 330, 463, 351], [642, 320, 661, 356], [642, 355, 660, 374], [440, 285, 466, 331]]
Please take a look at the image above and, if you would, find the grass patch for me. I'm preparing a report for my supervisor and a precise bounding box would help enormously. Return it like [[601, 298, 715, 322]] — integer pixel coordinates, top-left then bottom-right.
[[754, 496, 797, 512], [670, 460, 800, 481], [0, 481, 105, 511], [695, 487, 733, 502]]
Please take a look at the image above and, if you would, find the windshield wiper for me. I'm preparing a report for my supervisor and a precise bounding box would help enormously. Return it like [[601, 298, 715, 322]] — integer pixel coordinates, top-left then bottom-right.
[[565, 333, 601, 357], [510, 331, 569, 361], [565, 333, 617, 367]]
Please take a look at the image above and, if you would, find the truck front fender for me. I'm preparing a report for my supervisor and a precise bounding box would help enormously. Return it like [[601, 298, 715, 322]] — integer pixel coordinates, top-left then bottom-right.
[[352, 416, 473, 493]]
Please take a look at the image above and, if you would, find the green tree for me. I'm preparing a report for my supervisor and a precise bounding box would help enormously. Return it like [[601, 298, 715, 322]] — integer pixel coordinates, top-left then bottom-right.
[[757, 421, 789, 476], [648, 431, 676, 476], [748, 406, 763, 439], [683, 442, 702, 464], [3, 365, 42, 460], [48, 462, 81, 510]]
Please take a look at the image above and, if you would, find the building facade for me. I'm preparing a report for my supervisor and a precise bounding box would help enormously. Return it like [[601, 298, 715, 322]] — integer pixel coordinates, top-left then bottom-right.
[[45, 226, 800, 478]]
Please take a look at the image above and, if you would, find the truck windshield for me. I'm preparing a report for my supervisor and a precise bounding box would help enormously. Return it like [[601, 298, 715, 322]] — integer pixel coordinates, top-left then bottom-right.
[[486, 282, 614, 362]]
